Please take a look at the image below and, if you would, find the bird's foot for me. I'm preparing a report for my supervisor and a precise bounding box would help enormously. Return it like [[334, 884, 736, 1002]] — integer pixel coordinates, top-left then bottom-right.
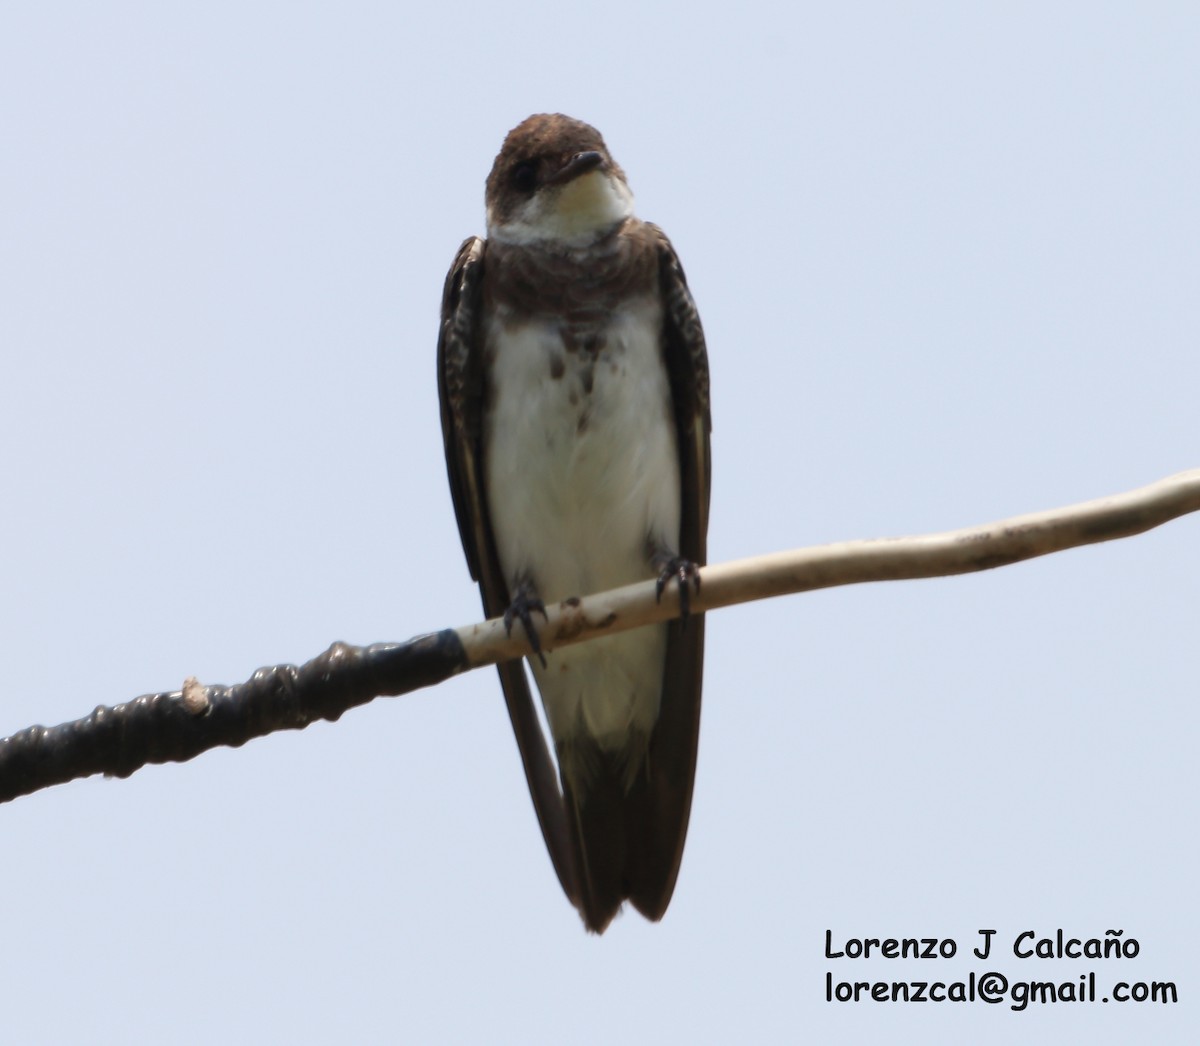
[[503, 581, 549, 668], [653, 553, 702, 626]]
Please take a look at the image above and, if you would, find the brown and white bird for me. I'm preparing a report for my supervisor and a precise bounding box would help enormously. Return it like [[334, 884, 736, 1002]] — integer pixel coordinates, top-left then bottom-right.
[[437, 114, 711, 932]]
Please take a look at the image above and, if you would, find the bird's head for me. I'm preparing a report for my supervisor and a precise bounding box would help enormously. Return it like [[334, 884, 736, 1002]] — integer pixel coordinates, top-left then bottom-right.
[[485, 114, 634, 248]]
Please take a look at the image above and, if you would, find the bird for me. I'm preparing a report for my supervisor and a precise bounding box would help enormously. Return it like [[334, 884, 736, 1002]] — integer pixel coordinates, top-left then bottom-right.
[[437, 114, 711, 932]]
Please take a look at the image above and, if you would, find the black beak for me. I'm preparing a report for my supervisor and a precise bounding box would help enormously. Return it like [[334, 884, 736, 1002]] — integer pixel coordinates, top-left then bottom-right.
[[550, 150, 606, 185]]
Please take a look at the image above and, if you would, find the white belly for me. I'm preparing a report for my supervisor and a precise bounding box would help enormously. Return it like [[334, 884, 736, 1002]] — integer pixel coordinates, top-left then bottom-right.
[[483, 296, 681, 752]]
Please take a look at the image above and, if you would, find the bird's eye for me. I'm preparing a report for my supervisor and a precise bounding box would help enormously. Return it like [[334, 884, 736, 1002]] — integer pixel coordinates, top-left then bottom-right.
[[510, 161, 538, 193]]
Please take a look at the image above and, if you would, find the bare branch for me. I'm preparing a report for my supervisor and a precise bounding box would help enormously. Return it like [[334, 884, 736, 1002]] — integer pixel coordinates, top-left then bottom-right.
[[1, 469, 1196, 805], [463, 468, 1200, 667]]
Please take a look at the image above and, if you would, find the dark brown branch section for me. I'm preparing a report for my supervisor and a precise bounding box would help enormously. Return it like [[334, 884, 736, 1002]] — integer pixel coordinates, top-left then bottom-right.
[[0, 632, 467, 804]]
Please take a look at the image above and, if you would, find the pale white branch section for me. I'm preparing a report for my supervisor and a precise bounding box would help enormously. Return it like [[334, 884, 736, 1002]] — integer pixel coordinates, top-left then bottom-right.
[[456, 469, 1200, 669]]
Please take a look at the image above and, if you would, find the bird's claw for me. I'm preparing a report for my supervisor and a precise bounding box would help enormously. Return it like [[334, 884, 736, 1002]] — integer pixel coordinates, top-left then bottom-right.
[[654, 555, 702, 627], [504, 588, 549, 668]]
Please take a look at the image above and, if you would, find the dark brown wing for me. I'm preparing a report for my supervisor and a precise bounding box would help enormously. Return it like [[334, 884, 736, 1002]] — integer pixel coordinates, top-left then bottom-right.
[[627, 225, 713, 921], [437, 236, 580, 906]]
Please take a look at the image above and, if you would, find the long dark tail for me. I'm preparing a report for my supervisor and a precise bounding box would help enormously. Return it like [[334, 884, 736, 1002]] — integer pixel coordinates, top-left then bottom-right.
[[564, 615, 705, 933], [562, 756, 631, 934]]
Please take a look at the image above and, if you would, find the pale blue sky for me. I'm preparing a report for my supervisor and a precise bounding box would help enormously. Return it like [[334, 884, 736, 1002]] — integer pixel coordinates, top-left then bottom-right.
[[1, 4, 1197, 1043]]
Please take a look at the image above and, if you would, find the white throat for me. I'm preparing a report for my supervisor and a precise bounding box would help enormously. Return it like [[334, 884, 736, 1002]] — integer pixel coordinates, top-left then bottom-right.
[[488, 170, 635, 248]]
